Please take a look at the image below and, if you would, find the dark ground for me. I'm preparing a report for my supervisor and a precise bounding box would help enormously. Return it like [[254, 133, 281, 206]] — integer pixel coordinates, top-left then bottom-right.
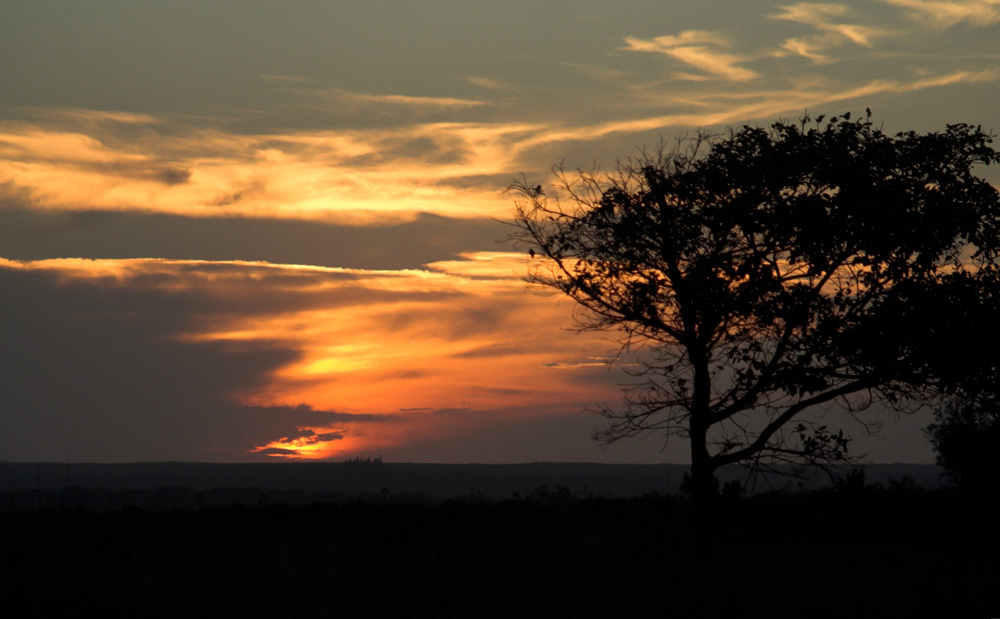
[[2, 485, 996, 618]]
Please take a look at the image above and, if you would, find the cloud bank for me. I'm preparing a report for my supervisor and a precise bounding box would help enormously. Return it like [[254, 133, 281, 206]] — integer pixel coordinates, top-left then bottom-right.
[[0, 254, 624, 461]]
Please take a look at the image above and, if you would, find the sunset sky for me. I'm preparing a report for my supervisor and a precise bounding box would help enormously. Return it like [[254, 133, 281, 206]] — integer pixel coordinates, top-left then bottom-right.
[[2, 0, 998, 464]]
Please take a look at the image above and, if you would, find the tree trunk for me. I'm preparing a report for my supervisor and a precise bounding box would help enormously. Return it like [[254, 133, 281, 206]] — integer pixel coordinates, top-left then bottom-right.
[[688, 346, 717, 504], [688, 428, 718, 502], [688, 420, 718, 555], [686, 340, 718, 551]]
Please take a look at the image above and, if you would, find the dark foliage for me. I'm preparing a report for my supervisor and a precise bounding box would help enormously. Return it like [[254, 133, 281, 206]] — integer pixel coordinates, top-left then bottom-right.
[[510, 113, 1000, 500], [928, 398, 1000, 492]]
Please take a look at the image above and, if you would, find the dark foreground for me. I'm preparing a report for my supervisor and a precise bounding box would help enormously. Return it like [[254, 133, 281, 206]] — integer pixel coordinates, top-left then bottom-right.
[[2, 488, 997, 618]]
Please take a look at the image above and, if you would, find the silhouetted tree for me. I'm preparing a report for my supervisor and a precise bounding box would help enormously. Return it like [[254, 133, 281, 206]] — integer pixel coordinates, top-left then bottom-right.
[[928, 397, 1000, 492], [510, 112, 1000, 502]]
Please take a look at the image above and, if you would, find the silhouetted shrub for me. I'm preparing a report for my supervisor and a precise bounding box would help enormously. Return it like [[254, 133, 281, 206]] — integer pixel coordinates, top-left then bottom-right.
[[886, 476, 923, 494], [928, 399, 1000, 493], [524, 483, 575, 503], [343, 455, 384, 468], [832, 468, 880, 494]]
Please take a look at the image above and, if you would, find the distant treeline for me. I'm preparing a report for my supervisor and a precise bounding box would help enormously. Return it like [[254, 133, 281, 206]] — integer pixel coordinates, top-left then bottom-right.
[[342, 455, 384, 466], [0, 461, 946, 500], [0, 467, 958, 513]]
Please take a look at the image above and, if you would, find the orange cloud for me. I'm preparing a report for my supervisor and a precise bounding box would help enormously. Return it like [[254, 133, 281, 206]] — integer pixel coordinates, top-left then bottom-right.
[[0, 117, 536, 224], [1, 254, 623, 460]]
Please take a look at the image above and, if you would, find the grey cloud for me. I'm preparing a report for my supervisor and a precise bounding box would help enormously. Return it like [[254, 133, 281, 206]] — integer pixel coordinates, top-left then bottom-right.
[[255, 448, 300, 457], [240, 405, 404, 424], [0, 263, 334, 462], [0, 253, 452, 462], [429, 173, 515, 191], [96, 161, 192, 185], [313, 431, 345, 442], [2, 257, 318, 321], [0, 200, 511, 271], [344, 136, 472, 167], [2, 233, 480, 324], [272, 428, 345, 444], [378, 305, 508, 339], [211, 185, 259, 207], [375, 369, 431, 381], [4, 153, 190, 186], [451, 343, 528, 359], [471, 386, 528, 397], [429, 407, 474, 417]]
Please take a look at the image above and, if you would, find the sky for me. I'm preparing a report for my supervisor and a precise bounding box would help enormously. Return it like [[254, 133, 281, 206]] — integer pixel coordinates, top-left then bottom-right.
[[1, 0, 998, 464]]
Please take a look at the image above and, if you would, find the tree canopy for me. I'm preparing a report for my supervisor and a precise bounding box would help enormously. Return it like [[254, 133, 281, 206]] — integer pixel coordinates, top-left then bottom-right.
[[928, 397, 1000, 493], [510, 113, 1000, 500]]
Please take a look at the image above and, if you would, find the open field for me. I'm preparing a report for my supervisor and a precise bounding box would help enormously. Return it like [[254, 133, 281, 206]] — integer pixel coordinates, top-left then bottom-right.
[[2, 481, 996, 617], [0, 461, 947, 509]]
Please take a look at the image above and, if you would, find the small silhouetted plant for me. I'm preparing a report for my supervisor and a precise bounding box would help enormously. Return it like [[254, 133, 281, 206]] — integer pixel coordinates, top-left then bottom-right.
[[886, 476, 922, 494], [832, 468, 880, 494], [720, 479, 745, 499], [680, 473, 719, 499], [343, 455, 385, 469], [525, 484, 575, 503]]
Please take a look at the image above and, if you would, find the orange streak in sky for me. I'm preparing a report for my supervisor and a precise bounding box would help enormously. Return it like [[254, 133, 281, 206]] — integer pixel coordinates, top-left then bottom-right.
[[1, 255, 622, 460]]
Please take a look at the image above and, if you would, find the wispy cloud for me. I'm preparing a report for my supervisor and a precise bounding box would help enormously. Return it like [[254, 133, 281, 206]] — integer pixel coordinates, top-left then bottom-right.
[[622, 31, 760, 81], [25, 108, 163, 125], [465, 76, 518, 92], [774, 35, 843, 63], [510, 66, 1000, 153], [426, 251, 528, 279], [258, 74, 309, 83], [882, 0, 1000, 26], [773, 3, 889, 46], [771, 3, 893, 63], [334, 89, 488, 108]]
